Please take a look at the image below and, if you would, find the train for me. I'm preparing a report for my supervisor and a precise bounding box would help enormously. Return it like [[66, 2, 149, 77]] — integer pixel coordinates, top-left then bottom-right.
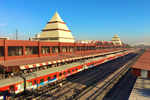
[[0, 49, 133, 98]]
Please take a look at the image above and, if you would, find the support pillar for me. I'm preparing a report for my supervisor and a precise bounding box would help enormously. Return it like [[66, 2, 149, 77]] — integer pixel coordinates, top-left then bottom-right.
[[50, 47, 52, 55], [38, 41, 41, 57], [23, 46, 26, 56], [59, 47, 62, 54], [4, 40, 8, 61]]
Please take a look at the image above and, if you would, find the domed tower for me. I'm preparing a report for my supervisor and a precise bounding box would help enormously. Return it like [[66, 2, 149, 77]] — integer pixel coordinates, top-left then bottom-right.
[[112, 34, 122, 46], [32, 12, 75, 43]]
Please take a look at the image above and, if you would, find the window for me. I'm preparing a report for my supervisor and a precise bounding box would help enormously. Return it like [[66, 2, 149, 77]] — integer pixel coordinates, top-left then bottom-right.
[[63, 72, 66, 75], [42, 46, 50, 54], [53, 75, 57, 79], [52, 46, 60, 53], [40, 37, 58, 40], [47, 77, 51, 81], [0, 47, 4, 57], [62, 47, 67, 52], [77, 47, 80, 51], [52, 47, 55, 53], [26, 46, 38, 55], [40, 79, 44, 83], [72, 69, 74, 72], [8, 46, 23, 56]]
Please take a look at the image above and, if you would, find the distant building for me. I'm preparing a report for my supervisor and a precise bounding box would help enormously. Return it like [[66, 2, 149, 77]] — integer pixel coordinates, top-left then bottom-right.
[[32, 12, 75, 43], [112, 34, 122, 46], [0, 37, 9, 40], [75, 40, 97, 43]]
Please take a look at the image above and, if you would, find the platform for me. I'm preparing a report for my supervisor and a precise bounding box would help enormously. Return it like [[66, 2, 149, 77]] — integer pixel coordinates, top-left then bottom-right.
[[0, 55, 106, 87], [129, 77, 150, 100]]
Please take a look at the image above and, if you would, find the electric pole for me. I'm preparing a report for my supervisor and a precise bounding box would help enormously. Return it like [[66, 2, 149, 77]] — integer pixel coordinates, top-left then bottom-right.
[[16, 29, 18, 40]]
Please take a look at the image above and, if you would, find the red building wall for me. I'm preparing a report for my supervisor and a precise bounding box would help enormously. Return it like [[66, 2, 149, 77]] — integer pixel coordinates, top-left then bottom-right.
[[132, 68, 141, 76], [0, 39, 123, 61]]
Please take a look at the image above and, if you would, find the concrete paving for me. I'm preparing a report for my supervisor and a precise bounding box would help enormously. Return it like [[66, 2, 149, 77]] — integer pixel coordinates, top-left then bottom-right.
[[129, 77, 150, 100]]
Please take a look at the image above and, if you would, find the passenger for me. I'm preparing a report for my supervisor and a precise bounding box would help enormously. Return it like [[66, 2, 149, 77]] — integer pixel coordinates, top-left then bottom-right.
[[11, 73, 14, 77], [59, 83, 62, 87]]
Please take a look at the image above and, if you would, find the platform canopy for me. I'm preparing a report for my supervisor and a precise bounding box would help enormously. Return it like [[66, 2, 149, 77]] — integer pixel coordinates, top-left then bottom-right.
[[132, 49, 150, 71], [32, 12, 75, 43]]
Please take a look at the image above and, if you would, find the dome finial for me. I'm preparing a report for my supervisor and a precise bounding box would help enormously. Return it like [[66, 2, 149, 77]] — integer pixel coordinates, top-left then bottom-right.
[[50, 11, 64, 22]]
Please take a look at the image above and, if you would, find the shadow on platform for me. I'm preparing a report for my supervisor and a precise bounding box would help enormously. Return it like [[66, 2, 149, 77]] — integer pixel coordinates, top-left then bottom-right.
[[136, 88, 150, 97]]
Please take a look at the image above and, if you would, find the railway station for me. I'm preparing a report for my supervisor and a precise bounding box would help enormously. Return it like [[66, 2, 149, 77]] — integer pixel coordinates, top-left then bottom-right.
[[0, 11, 148, 100], [129, 49, 150, 100]]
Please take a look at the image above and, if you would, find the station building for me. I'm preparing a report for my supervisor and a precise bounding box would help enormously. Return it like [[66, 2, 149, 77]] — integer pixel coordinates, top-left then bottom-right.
[[31, 12, 75, 43], [132, 49, 150, 78], [112, 34, 122, 46], [0, 37, 9, 40]]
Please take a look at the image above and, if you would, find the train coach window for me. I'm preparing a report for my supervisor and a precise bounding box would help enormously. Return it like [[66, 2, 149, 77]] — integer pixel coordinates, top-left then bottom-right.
[[72, 69, 74, 72], [47, 77, 51, 81], [63, 72, 66, 75], [53, 75, 57, 79], [40, 79, 44, 83]]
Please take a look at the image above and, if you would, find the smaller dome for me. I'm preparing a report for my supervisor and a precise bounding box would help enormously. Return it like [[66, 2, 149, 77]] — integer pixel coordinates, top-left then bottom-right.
[[113, 34, 119, 38], [112, 34, 122, 46]]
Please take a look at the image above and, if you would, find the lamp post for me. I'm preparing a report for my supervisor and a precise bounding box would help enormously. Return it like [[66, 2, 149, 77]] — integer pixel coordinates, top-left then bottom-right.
[[20, 74, 26, 94]]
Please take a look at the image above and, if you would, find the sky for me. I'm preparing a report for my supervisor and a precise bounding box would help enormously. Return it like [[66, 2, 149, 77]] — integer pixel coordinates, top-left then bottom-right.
[[0, 0, 149, 45]]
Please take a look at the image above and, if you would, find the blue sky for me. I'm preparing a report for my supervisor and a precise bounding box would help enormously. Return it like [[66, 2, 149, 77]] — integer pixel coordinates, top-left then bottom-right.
[[0, 0, 149, 44]]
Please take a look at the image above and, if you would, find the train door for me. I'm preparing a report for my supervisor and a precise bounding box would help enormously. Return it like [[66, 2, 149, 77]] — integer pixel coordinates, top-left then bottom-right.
[[141, 70, 148, 78]]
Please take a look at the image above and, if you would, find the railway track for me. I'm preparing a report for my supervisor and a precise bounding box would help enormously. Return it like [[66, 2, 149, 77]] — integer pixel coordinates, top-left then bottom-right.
[[103, 69, 137, 100], [74, 50, 143, 100], [33, 53, 136, 100], [77, 61, 130, 100], [13, 53, 137, 100]]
